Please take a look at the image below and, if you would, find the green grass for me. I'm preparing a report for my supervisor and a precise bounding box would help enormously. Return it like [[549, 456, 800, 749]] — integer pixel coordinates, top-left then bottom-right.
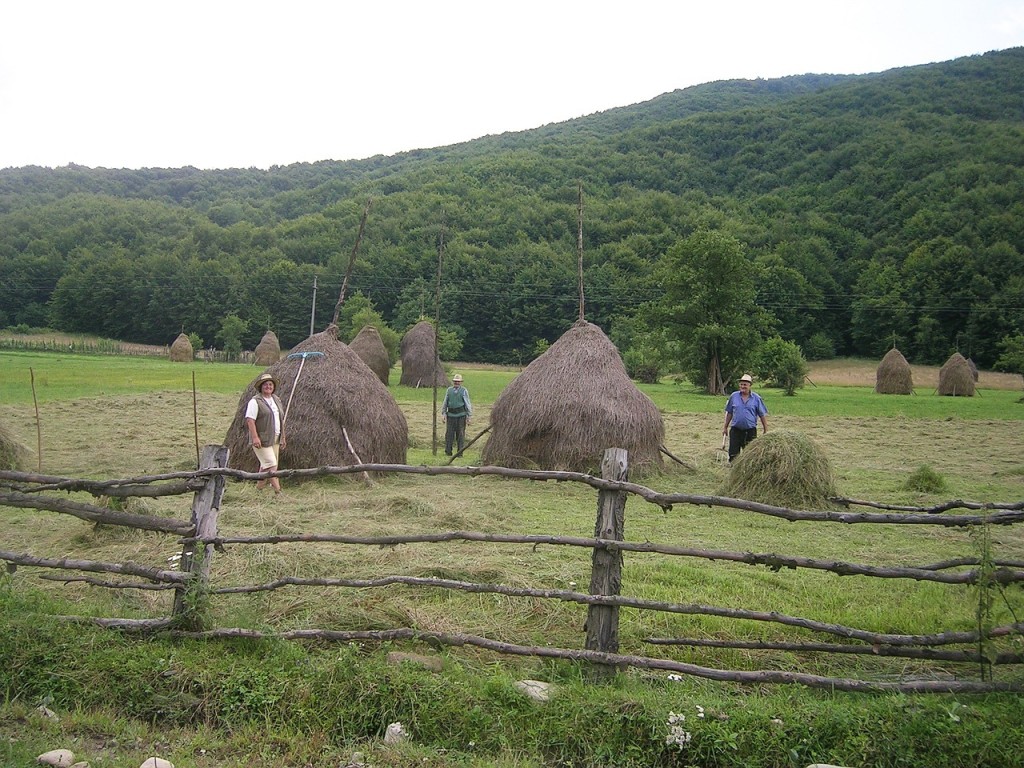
[[2, 350, 1024, 766]]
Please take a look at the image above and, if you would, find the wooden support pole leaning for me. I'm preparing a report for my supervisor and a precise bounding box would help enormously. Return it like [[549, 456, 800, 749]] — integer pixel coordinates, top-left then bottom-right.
[[585, 447, 628, 678], [172, 444, 229, 625]]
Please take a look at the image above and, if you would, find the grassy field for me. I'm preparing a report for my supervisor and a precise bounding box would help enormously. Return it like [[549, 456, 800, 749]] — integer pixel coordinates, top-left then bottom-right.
[[2, 350, 1024, 767]]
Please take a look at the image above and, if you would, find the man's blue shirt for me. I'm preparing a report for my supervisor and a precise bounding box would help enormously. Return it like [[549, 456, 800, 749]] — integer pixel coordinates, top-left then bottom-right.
[[725, 391, 767, 429]]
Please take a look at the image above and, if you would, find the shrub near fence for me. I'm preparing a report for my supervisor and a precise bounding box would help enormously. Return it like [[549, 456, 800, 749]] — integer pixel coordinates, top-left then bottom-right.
[[1, 448, 1024, 695]]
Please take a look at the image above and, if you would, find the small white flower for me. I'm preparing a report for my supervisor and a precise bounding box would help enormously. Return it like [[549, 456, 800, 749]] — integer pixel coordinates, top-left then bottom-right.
[[696, 705, 705, 718], [667, 673, 682, 682]]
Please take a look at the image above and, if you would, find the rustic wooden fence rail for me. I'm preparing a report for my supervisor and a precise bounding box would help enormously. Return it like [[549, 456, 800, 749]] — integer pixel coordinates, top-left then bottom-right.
[[2, 447, 1024, 695]]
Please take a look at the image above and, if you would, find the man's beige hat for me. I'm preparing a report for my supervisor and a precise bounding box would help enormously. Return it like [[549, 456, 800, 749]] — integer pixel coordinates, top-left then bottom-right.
[[452, 374, 463, 382], [254, 372, 277, 389], [739, 374, 753, 383]]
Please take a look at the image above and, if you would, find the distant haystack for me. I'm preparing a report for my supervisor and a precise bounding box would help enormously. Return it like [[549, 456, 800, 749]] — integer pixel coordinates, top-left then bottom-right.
[[254, 330, 281, 366], [224, 326, 407, 473], [399, 321, 448, 387], [720, 430, 837, 508], [482, 320, 664, 474], [350, 325, 391, 385], [0, 421, 29, 471], [938, 352, 976, 397], [875, 348, 914, 394], [169, 333, 193, 362]]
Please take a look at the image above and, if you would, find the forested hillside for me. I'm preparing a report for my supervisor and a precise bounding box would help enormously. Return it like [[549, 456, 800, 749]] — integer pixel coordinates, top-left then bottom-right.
[[1, 48, 1021, 369]]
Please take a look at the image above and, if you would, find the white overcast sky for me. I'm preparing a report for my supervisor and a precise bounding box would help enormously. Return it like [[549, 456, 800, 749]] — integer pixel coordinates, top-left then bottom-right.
[[1, 0, 1022, 171]]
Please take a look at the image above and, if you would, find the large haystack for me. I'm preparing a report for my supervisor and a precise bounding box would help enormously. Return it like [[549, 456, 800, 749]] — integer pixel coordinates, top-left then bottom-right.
[[482, 320, 664, 474], [938, 352, 976, 397], [399, 321, 448, 387], [875, 348, 914, 394], [254, 330, 282, 366], [0, 421, 29, 471], [169, 333, 193, 362], [720, 430, 837, 508], [224, 327, 407, 473], [350, 325, 391, 385]]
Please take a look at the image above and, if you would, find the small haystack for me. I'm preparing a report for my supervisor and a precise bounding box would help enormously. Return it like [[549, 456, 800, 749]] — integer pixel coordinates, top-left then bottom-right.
[[350, 325, 391, 385], [482, 320, 664, 474], [720, 430, 837, 508], [224, 326, 408, 473], [938, 352, 976, 397], [169, 333, 193, 362], [254, 330, 282, 366], [875, 347, 914, 394], [0, 421, 29, 471], [399, 321, 448, 387]]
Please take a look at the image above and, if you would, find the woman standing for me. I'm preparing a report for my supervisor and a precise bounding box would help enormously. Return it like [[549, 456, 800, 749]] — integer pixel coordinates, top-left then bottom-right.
[[245, 373, 287, 493]]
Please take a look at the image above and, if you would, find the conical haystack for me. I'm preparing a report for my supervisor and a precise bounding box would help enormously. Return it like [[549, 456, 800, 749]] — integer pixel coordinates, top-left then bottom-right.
[[875, 348, 913, 394], [400, 321, 448, 387], [0, 421, 29, 471], [254, 330, 282, 366], [224, 327, 408, 473], [938, 352, 976, 397], [350, 325, 391, 385], [482, 320, 664, 474], [169, 333, 193, 362]]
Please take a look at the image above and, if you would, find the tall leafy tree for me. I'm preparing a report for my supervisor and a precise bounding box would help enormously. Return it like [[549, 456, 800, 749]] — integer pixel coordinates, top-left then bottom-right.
[[654, 230, 774, 394]]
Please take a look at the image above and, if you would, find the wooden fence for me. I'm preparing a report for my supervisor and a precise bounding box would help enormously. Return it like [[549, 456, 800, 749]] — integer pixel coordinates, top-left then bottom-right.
[[2, 446, 1024, 695]]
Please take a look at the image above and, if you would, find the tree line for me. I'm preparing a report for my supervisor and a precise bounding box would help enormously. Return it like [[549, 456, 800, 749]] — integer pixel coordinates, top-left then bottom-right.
[[0, 48, 1022, 380]]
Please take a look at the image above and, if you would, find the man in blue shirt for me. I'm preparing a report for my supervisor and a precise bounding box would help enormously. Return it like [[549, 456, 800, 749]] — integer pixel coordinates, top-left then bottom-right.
[[722, 374, 768, 463]]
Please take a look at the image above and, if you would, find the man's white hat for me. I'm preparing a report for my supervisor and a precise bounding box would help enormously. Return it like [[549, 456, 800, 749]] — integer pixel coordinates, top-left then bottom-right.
[[739, 374, 753, 383], [453, 374, 463, 382]]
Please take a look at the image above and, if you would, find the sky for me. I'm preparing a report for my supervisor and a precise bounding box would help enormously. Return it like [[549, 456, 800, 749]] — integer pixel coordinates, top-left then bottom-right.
[[1, 1, 1022, 171]]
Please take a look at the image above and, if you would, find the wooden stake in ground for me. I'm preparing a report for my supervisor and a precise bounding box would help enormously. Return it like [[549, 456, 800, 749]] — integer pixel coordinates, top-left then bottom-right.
[[30, 367, 41, 472]]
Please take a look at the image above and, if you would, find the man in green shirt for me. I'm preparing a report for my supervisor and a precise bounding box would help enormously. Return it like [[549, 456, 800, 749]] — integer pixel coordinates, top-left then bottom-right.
[[441, 374, 473, 457]]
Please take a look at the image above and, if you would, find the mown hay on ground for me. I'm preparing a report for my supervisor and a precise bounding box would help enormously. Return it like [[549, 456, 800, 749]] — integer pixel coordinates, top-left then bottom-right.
[[938, 352, 976, 397], [875, 347, 914, 394], [0, 421, 29, 471], [399, 321, 448, 387], [350, 325, 391, 385], [224, 326, 407, 473], [720, 430, 837, 508], [482, 320, 664, 474], [168, 333, 193, 362], [254, 330, 282, 366]]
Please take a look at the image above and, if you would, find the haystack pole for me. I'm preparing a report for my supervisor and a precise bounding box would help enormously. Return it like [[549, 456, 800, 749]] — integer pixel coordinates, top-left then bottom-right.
[[432, 218, 445, 455], [481, 182, 665, 474]]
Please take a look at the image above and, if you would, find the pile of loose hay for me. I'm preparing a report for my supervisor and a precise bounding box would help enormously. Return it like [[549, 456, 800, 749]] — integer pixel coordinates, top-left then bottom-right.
[[938, 352, 976, 397], [719, 430, 837, 508], [169, 333, 194, 362], [875, 347, 914, 394], [0, 421, 29, 471]]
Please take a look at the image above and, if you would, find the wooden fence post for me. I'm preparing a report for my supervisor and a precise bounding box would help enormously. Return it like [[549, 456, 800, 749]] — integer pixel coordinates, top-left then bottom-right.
[[585, 447, 628, 678], [172, 444, 229, 625]]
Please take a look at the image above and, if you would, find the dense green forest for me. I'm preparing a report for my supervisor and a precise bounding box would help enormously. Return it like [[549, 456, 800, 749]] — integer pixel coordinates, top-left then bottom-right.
[[1, 48, 1022, 371]]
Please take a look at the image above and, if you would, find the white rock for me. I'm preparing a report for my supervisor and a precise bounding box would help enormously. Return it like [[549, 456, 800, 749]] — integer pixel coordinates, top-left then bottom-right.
[[514, 679, 553, 702], [383, 722, 408, 745], [36, 706, 60, 720], [37, 749, 74, 767], [139, 759, 175, 768]]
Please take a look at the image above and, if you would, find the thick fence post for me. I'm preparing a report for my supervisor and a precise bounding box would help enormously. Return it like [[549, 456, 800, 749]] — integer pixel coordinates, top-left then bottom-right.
[[172, 444, 229, 624], [585, 447, 628, 677]]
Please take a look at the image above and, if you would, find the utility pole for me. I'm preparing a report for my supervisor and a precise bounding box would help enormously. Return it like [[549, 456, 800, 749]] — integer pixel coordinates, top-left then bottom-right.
[[309, 275, 318, 336]]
